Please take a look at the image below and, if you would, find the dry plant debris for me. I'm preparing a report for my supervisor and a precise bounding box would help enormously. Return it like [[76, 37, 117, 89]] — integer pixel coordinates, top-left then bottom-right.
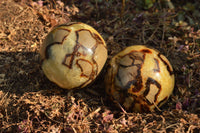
[[0, 0, 199, 132]]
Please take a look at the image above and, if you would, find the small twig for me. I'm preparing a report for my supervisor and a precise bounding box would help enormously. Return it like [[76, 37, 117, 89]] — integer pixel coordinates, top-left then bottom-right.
[[153, 101, 162, 112], [115, 100, 127, 114], [187, 125, 198, 133], [144, 21, 161, 45], [85, 88, 100, 96], [1, 123, 20, 132], [120, 0, 126, 25], [166, 123, 179, 129], [142, 26, 146, 44], [160, 115, 166, 124], [43, 110, 62, 124], [86, 107, 101, 120], [161, 9, 166, 48], [115, 37, 138, 41]]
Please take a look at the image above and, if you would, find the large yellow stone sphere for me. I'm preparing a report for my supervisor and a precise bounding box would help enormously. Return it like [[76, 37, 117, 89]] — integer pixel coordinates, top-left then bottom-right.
[[105, 45, 175, 112], [40, 22, 107, 89]]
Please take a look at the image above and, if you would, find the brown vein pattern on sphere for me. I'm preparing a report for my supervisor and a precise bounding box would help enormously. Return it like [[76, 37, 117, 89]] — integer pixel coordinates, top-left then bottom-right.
[[158, 53, 174, 75], [40, 22, 107, 89], [105, 45, 175, 112]]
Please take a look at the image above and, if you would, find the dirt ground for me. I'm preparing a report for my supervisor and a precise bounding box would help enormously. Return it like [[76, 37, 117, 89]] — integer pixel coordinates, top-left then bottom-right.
[[0, 0, 199, 132]]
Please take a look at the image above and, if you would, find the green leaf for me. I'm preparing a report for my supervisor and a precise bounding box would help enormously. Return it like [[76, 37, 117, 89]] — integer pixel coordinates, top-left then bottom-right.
[[145, 0, 154, 9]]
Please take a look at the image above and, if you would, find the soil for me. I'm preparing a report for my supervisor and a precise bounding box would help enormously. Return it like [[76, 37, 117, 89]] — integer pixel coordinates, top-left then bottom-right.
[[0, 0, 199, 132]]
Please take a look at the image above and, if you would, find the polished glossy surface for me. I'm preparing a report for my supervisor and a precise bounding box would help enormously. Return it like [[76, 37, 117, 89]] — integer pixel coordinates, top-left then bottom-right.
[[40, 22, 107, 89], [105, 45, 175, 112]]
